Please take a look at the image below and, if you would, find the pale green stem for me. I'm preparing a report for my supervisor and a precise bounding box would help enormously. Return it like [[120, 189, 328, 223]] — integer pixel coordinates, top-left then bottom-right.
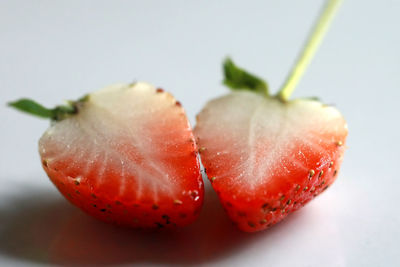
[[277, 0, 343, 101]]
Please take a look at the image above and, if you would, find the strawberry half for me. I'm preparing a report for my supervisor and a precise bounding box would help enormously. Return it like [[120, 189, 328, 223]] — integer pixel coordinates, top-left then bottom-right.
[[195, 0, 346, 232], [195, 83, 347, 232], [10, 82, 204, 228]]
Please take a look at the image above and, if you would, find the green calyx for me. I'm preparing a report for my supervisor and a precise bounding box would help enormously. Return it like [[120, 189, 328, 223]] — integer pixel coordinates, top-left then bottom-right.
[[223, 58, 269, 97], [222, 0, 342, 102], [8, 94, 89, 121]]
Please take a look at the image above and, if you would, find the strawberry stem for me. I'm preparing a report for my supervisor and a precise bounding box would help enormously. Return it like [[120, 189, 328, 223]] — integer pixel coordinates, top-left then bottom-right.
[[277, 0, 342, 102]]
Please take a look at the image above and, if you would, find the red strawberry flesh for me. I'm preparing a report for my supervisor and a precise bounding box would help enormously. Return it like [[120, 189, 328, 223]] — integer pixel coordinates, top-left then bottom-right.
[[40, 82, 203, 228], [194, 91, 347, 232]]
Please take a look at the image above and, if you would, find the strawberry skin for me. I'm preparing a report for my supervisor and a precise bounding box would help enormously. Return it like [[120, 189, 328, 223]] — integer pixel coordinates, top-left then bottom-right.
[[39, 82, 203, 228], [194, 91, 347, 232]]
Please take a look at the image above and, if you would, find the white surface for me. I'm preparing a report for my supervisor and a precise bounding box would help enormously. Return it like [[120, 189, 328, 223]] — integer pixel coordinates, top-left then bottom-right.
[[0, 0, 399, 266]]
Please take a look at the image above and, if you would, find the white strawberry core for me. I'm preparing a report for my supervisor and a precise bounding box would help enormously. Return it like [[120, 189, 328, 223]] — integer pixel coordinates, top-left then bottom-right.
[[40, 82, 197, 202], [195, 91, 347, 192]]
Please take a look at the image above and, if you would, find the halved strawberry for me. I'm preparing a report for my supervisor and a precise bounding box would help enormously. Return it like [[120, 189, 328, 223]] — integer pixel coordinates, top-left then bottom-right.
[[195, 87, 347, 232], [195, 0, 346, 232], [10, 82, 203, 228]]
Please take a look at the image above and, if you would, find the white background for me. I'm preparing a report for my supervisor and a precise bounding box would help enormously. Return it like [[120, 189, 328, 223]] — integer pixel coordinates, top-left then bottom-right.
[[1, 0, 399, 266]]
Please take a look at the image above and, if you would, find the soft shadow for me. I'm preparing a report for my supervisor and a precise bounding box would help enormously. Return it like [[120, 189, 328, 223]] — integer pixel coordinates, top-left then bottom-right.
[[0, 177, 314, 266], [0, 181, 257, 266]]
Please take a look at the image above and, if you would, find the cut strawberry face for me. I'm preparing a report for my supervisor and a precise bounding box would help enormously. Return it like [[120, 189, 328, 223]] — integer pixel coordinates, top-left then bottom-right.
[[11, 82, 204, 228], [195, 0, 346, 232], [195, 90, 347, 232]]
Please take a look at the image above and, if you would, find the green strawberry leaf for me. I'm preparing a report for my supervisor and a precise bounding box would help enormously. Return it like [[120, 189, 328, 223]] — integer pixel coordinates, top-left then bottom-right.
[[8, 99, 55, 119], [223, 57, 269, 96], [8, 95, 89, 121]]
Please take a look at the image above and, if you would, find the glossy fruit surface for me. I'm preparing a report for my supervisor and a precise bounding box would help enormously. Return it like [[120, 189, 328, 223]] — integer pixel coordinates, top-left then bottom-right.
[[39, 82, 203, 228], [195, 91, 347, 231]]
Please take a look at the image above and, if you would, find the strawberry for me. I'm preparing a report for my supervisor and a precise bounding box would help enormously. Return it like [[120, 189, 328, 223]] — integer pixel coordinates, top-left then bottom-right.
[[195, 86, 347, 232], [9, 82, 204, 228], [195, 0, 347, 232]]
